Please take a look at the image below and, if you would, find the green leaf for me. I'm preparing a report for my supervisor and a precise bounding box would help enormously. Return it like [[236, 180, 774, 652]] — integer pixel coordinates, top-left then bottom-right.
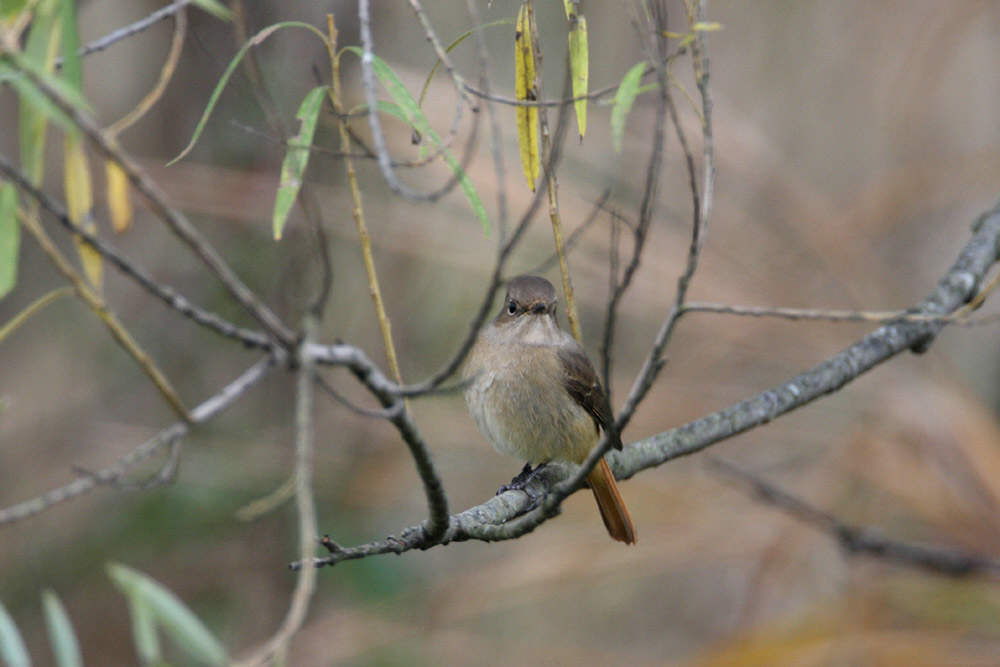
[[125, 597, 161, 665], [189, 0, 234, 21], [0, 598, 30, 667], [41, 590, 82, 667], [611, 62, 647, 153], [168, 21, 329, 165], [58, 0, 81, 92], [1, 0, 30, 19], [0, 183, 19, 300], [563, 2, 588, 138], [108, 563, 228, 667], [343, 47, 489, 233], [273, 86, 326, 240], [18, 0, 59, 185]]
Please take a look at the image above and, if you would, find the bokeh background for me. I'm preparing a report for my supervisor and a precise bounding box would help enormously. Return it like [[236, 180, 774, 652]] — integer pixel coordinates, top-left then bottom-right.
[[2, 1, 1000, 664]]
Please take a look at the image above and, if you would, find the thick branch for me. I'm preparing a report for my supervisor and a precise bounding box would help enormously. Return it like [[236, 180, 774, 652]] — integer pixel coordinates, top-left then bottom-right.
[[295, 199, 1000, 568]]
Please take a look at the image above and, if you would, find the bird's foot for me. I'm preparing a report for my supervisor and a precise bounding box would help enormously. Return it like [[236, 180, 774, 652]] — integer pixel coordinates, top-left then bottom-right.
[[497, 462, 548, 510]]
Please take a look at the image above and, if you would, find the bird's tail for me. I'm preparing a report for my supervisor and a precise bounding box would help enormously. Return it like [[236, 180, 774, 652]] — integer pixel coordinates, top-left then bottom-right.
[[587, 457, 636, 544]]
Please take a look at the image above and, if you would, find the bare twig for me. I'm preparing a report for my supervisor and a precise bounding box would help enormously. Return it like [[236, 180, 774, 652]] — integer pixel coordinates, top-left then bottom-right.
[[600, 3, 672, 402], [19, 209, 190, 421], [615, 0, 715, 430], [681, 301, 1000, 326], [0, 153, 273, 351], [0, 358, 274, 525], [105, 5, 187, 136], [709, 458, 1000, 578], [236, 322, 318, 666], [464, 0, 509, 238], [3, 53, 297, 347], [74, 0, 191, 60]]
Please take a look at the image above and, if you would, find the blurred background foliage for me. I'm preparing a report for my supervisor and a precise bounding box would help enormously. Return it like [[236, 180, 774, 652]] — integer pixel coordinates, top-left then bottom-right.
[[1, 0, 1000, 664]]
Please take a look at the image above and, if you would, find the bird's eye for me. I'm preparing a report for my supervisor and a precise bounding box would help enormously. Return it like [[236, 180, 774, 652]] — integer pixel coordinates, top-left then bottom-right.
[[507, 301, 518, 315]]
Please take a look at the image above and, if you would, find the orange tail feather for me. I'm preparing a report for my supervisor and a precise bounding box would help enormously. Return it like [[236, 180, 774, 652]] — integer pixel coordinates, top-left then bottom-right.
[[587, 458, 636, 544]]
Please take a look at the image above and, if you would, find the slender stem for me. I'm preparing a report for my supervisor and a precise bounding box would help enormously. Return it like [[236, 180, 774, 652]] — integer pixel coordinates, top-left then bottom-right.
[[19, 209, 190, 421]]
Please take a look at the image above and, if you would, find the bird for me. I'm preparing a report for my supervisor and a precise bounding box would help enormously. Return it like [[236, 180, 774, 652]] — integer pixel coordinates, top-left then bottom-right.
[[463, 275, 636, 544]]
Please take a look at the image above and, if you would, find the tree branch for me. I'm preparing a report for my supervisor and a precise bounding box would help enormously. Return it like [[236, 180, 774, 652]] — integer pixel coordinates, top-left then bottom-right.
[[709, 458, 1000, 578], [0, 357, 274, 525], [294, 199, 1000, 568]]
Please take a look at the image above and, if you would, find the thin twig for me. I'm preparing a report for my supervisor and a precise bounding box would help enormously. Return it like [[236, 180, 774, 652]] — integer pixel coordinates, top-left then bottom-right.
[[75, 0, 191, 60], [615, 0, 714, 430], [0, 286, 74, 343], [236, 322, 318, 666], [19, 209, 190, 421], [464, 0, 509, 239], [0, 153, 273, 350], [0, 357, 274, 525], [3, 53, 297, 347], [709, 458, 1000, 578], [681, 301, 1000, 326], [105, 5, 187, 136], [600, 4, 671, 402]]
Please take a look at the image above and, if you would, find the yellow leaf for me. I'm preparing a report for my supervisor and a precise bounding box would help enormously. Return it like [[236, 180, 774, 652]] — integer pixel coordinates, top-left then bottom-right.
[[563, 2, 588, 139], [64, 133, 102, 291], [105, 160, 133, 233], [514, 2, 539, 191]]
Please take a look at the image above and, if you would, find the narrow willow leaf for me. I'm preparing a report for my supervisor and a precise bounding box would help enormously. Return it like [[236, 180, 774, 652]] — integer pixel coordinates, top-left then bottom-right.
[[189, 0, 234, 21], [1, 0, 30, 19], [0, 183, 18, 299], [64, 134, 102, 290], [108, 563, 228, 667], [169, 21, 328, 165], [58, 0, 81, 92], [105, 160, 132, 232], [41, 590, 82, 667], [343, 47, 489, 233], [611, 62, 647, 153], [514, 2, 539, 190], [0, 598, 30, 667], [19, 3, 60, 185], [563, 1, 588, 139], [691, 21, 723, 32], [125, 598, 161, 665], [273, 86, 325, 240]]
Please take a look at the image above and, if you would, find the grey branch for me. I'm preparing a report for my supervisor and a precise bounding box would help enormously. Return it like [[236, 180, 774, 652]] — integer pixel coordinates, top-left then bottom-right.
[[710, 458, 1000, 578], [0, 154, 274, 351], [293, 199, 1000, 569], [0, 358, 274, 525]]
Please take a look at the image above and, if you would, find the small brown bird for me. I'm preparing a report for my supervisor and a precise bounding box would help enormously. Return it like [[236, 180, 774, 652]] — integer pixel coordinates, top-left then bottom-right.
[[463, 275, 636, 544]]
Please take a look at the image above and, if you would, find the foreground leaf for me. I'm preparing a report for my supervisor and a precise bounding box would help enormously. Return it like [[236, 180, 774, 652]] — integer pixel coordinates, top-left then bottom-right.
[[108, 562, 228, 667], [0, 598, 30, 667], [42, 590, 82, 667]]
